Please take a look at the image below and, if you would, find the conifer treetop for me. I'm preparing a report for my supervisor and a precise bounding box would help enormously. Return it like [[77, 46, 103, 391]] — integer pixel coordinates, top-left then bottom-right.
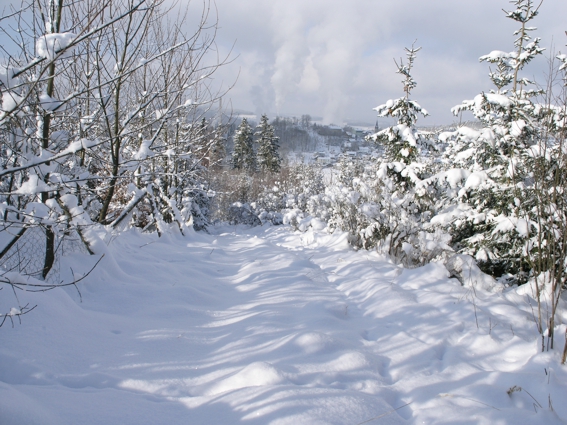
[[369, 43, 431, 165], [255, 114, 281, 173], [373, 42, 428, 128], [397, 43, 421, 99], [478, 0, 545, 96], [452, 0, 545, 129], [232, 118, 256, 172]]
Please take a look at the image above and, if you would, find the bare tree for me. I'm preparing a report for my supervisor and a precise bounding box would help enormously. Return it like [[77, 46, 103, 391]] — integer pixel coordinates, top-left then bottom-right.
[[0, 0, 230, 322]]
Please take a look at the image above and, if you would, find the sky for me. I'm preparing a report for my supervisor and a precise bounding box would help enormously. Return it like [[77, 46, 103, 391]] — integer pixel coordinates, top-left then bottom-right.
[[0, 0, 565, 127], [206, 0, 567, 126]]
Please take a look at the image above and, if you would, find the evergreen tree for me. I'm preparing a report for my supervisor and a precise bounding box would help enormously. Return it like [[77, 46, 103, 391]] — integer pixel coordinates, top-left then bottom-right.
[[255, 115, 282, 172], [369, 44, 430, 166], [444, 0, 547, 283], [359, 44, 437, 256], [193, 118, 210, 167], [192, 118, 226, 168], [208, 124, 227, 169], [231, 118, 256, 172]]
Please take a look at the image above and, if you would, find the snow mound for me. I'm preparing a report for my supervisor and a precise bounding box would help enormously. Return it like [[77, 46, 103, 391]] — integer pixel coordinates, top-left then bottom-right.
[[294, 331, 337, 354], [445, 254, 502, 292], [204, 362, 286, 396]]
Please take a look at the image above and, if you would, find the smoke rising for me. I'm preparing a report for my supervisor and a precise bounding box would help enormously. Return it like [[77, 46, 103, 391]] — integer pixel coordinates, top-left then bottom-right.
[[210, 0, 567, 125]]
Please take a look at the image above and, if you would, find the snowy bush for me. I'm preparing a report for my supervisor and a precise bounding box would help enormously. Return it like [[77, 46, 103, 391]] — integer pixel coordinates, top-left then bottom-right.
[[227, 202, 261, 226], [209, 162, 326, 227]]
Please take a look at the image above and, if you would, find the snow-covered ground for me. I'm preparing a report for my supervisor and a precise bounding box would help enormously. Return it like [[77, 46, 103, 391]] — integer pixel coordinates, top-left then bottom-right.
[[2, 224, 567, 424]]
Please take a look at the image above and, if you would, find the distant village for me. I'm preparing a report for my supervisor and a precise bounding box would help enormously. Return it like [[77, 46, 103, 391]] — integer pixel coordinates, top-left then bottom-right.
[[288, 125, 377, 166], [228, 113, 480, 168], [229, 113, 382, 167]]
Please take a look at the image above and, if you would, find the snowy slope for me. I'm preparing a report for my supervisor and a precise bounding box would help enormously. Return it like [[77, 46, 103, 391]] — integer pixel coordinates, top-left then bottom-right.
[[1, 224, 567, 424]]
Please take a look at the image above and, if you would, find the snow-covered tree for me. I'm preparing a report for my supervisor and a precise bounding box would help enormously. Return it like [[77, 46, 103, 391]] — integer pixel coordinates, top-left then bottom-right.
[[255, 115, 281, 173], [359, 44, 442, 259], [0, 0, 227, 280], [231, 118, 256, 172], [440, 0, 547, 284], [424, 0, 567, 353], [369, 44, 430, 167], [190, 118, 227, 169], [0, 0, 112, 277]]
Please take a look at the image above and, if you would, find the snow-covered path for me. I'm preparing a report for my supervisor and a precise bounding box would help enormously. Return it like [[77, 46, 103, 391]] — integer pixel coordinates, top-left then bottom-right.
[[2, 225, 567, 424]]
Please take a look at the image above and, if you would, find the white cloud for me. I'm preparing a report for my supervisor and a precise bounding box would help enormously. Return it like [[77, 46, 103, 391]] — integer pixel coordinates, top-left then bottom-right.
[[210, 0, 567, 124]]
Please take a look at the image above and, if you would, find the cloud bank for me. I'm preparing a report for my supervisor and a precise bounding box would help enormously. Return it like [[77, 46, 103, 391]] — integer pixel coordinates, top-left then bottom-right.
[[211, 0, 567, 125]]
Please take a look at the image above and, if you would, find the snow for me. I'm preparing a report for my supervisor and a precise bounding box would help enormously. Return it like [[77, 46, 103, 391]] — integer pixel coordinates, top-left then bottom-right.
[[510, 120, 526, 137], [457, 126, 480, 140], [36, 33, 77, 60], [133, 140, 155, 160], [39, 92, 63, 111], [445, 168, 471, 189], [14, 174, 51, 195], [2, 224, 567, 424], [454, 94, 514, 118], [454, 148, 475, 162], [430, 204, 473, 227], [464, 171, 489, 190], [155, 109, 168, 120], [485, 93, 512, 108], [0, 66, 20, 89], [492, 215, 533, 238], [438, 131, 456, 143], [8, 307, 21, 316], [1, 91, 24, 114], [480, 50, 512, 61]]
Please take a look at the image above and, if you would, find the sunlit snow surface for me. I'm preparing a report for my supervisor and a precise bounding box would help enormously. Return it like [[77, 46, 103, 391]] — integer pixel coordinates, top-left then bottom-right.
[[2, 224, 567, 424]]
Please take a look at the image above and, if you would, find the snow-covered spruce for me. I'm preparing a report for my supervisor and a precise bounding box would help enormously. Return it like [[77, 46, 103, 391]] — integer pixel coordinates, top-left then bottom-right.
[[438, 0, 551, 285], [231, 118, 257, 172], [359, 44, 442, 259], [255, 114, 282, 173]]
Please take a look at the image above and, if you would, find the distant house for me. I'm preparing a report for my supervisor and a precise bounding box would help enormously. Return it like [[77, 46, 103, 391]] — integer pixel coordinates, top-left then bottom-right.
[[317, 155, 332, 166]]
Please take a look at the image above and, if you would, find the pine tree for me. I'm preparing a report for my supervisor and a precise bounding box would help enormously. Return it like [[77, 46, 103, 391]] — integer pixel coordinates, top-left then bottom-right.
[[359, 44, 437, 257], [436, 1, 567, 351], [231, 118, 256, 172], [369, 43, 429, 166], [441, 0, 548, 284], [208, 124, 227, 169], [191, 118, 226, 168], [255, 115, 282, 173]]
